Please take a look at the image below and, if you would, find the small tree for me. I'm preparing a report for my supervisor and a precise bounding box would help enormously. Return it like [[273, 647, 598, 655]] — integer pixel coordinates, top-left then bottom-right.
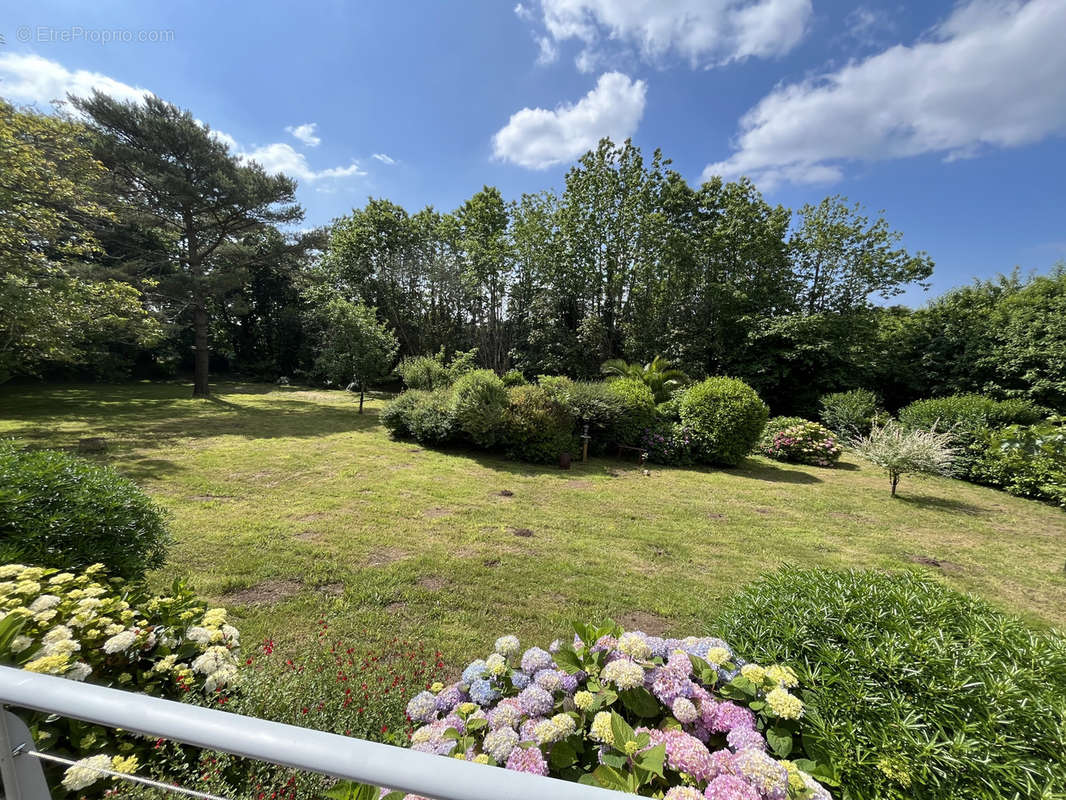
[[314, 299, 398, 413], [854, 422, 956, 496]]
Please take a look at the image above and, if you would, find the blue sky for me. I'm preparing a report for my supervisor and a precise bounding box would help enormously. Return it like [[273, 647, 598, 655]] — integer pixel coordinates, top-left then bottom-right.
[[2, 0, 1064, 305]]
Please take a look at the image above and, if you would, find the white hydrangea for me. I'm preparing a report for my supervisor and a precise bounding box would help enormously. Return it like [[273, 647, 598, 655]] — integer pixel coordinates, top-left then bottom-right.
[[102, 630, 138, 654], [66, 662, 92, 681], [28, 594, 61, 612], [185, 626, 212, 645], [204, 665, 238, 692], [61, 754, 111, 791], [191, 646, 232, 675]]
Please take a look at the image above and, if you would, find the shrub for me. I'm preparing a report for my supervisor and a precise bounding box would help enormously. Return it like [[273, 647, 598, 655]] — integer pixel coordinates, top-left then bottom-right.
[[380, 390, 423, 438], [679, 377, 769, 466], [716, 569, 1066, 800], [602, 378, 658, 448], [640, 420, 698, 466], [818, 389, 882, 438], [450, 369, 509, 447], [501, 369, 527, 387], [853, 422, 956, 496], [0, 562, 240, 795], [502, 385, 576, 463], [758, 416, 809, 447], [0, 445, 171, 579], [382, 622, 833, 799], [396, 347, 478, 390], [405, 389, 459, 445], [973, 418, 1066, 506], [899, 394, 1046, 478], [758, 420, 842, 467]]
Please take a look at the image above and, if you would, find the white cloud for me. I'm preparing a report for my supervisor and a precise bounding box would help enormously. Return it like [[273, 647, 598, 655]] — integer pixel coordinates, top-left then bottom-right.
[[285, 122, 321, 147], [704, 0, 1066, 189], [372, 152, 396, 165], [492, 71, 646, 169], [518, 0, 811, 70], [0, 52, 151, 106], [536, 36, 559, 65], [240, 142, 365, 182]]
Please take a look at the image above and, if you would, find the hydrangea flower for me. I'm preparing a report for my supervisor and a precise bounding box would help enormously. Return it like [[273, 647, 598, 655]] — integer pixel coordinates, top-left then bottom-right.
[[510, 670, 531, 690], [461, 659, 488, 685], [589, 711, 614, 744], [766, 687, 803, 720], [534, 668, 564, 693], [617, 631, 652, 660], [665, 788, 704, 800], [703, 774, 761, 800], [483, 726, 519, 761], [520, 647, 553, 674], [711, 702, 756, 733], [488, 698, 522, 730], [673, 696, 699, 724], [732, 748, 789, 800], [505, 746, 548, 775], [406, 691, 438, 723], [469, 678, 500, 707], [600, 658, 645, 690], [494, 635, 520, 657], [516, 685, 553, 717], [726, 727, 766, 752], [435, 684, 465, 714], [533, 713, 576, 744], [651, 665, 693, 705], [640, 728, 715, 782]]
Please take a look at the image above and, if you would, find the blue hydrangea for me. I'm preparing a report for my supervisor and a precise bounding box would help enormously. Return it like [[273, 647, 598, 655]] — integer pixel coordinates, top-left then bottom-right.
[[461, 659, 488, 685], [469, 678, 500, 707], [510, 670, 531, 689], [646, 636, 669, 658], [520, 647, 553, 674], [405, 691, 438, 724]]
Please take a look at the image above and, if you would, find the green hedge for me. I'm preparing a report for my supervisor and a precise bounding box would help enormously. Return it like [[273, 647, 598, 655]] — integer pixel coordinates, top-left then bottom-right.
[[0, 445, 171, 579], [450, 369, 508, 447], [502, 384, 576, 463], [679, 377, 768, 466], [716, 569, 1066, 800]]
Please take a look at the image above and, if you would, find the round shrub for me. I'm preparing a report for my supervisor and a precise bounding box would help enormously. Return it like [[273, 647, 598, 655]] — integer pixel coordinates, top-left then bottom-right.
[[0, 445, 171, 579], [406, 389, 459, 445], [391, 622, 832, 798], [502, 385, 576, 463], [450, 369, 509, 447], [716, 569, 1066, 800], [899, 394, 1046, 478], [758, 419, 842, 467], [602, 377, 657, 448], [679, 377, 769, 466], [501, 369, 527, 387], [818, 389, 882, 438], [0, 563, 240, 793], [380, 390, 423, 438]]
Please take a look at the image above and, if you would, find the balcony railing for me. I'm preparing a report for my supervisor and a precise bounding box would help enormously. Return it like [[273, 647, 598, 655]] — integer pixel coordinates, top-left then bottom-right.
[[0, 665, 638, 800]]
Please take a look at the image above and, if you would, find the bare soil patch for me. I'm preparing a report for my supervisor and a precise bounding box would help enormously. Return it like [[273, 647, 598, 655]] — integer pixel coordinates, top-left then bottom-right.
[[510, 527, 534, 538], [616, 610, 672, 636], [385, 601, 407, 614], [190, 494, 236, 502], [222, 579, 302, 606], [496, 489, 514, 497], [417, 575, 447, 591], [366, 548, 406, 567], [316, 582, 345, 597], [566, 480, 594, 489], [909, 555, 964, 573]]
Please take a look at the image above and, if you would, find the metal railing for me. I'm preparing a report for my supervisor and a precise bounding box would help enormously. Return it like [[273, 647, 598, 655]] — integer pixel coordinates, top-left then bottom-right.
[[0, 666, 637, 800]]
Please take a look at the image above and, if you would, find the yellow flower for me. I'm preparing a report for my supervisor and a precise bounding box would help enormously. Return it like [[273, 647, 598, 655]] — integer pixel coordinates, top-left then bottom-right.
[[457, 702, 477, 715], [48, 573, 75, 586], [473, 754, 489, 765], [430, 682, 445, 693], [623, 740, 640, 756], [25, 654, 70, 675], [589, 711, 614, 745], [15, 580, 41, 596], [111, 755, 139, 775], [766, 664, 799, 688], [202, 608, 227, 628], [706, 647, 731, 665], [766, 687, 803, 720], [740, 664, 767, 683], [574, 690, 596, 711]]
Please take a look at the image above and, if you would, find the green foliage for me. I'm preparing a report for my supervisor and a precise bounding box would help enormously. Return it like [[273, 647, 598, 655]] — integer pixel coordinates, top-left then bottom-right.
[[502, 384, 577, 463], [450, 369, 509, 447], [853, 422, 956, 496], [312, 297, 398, 411], [396, 348, 478, 390], [716, 569, 1066, 800], [0, 445, 170, 579], [818, 389, 882, 438], [601, 356, 690, 403], [758, 419, 842, 467], [973, 418, 1066, 506], [380, 391, 422, 439], [602, 378, 657, 448], [405, 389, 459, 445], [501, 369, 527, 387], [679, 377, 769, 466], [899, 394, 1045, 478]]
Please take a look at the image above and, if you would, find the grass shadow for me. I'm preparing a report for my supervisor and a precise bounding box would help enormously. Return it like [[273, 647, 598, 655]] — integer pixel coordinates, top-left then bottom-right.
[[895, 494, 987, 515], [726, 460, 823, 485]]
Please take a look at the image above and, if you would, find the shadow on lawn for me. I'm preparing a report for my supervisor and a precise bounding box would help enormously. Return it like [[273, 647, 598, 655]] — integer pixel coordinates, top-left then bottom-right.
[[895, 494, 987, 515], [726, 460, 823, 484]]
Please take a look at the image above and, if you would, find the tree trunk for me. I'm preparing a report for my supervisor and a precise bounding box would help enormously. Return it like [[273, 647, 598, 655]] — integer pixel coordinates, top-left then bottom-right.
[[193, 304, 210, 398], [359, 384, 365, 414], [890, 473, 899, 497]]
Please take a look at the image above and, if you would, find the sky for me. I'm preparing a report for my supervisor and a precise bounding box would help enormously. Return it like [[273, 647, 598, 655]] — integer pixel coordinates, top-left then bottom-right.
[[1, 0, 1064, 306]]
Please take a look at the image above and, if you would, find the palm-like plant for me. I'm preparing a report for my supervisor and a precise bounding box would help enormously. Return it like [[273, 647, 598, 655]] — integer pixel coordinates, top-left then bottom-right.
[[601, 356, 691, 403]]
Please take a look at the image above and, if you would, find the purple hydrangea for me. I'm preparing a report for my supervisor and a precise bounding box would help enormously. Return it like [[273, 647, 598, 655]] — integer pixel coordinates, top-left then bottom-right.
[[650, 665, 693, 706], [469, 678, 500, 707], [639, 728, 715, 782], [519, 716, 544, 741], [534, 668, 564, 693], [510, 670, 531, 690], [731, 748, 789, 800], [434, 684, 465, 714], [726, 727, 766, 752], [646, 636, 669, 658], [505, 745, 549, 775], [559, 672, 579, 694], [405, 691, 437, 724], [517, 685, 554, 717], [520, 647, 553, 674], [711, 702, 756, 734], [703, 774, 760, 800]]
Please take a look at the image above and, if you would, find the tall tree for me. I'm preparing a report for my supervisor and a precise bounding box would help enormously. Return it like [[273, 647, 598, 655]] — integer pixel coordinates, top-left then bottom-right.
[[72, 92, 302, 396], [456, 186, 512, 371], [0, 100, 157, 382]]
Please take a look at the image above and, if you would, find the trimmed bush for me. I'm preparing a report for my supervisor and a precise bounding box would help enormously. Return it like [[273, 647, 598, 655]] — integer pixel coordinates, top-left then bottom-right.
[[406, 389, 458, 445], [818, 389, 882, 438], [502, 385, 576, 463], [716, 569, 1066, 800], [602, 378, 657, 448], [0, 445, 171, 579], [973, 419, 1066, 506], [679, 377, 769, 466], [899, 394, 1045, 478], [758, 419, 842, 467], [450, 369, 508, 447], [380, 390, 423, 438]]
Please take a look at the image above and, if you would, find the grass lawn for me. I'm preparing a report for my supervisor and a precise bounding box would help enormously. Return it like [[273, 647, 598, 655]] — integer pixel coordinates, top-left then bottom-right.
[[2, 381, 1064, 668]]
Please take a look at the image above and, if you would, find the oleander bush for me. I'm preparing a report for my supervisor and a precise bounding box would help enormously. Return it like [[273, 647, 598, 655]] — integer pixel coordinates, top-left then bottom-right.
[[380, 622, 834, 799], [716, 569, 1066, 800], [450, 369, 509, 447], [818, 390, 883, 439], [973, 418, 1066, 506], [0, 445, 171, 579], [899, 394, 1046, 479], [0, 562, 240, 796], [758, 420, 842, 467], [679, 378, 769, 466]]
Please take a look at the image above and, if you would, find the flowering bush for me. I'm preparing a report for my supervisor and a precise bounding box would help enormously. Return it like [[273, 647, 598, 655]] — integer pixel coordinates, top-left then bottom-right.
[[0, 562, 240, 795], [640, 423, 698, 467], [758, 420, 842, 467], [390, 622, 835, 799]]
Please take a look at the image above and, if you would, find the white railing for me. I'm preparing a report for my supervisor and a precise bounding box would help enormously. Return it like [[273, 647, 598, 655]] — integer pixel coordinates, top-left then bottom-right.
[[0, 666, 637, 800]]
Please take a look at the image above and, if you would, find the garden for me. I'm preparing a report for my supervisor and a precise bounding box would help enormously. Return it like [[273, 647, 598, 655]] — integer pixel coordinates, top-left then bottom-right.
[[2, 89, 1066, 800]]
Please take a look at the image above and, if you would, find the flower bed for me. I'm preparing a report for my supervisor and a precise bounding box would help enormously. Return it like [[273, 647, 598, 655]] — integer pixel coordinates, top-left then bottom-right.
[[395, 622, 834, 799], [758, 420, 842, 467]]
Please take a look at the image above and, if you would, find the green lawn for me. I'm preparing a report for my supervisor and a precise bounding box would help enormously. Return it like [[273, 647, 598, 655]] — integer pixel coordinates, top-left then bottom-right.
[[2, 381, 1064, 667]]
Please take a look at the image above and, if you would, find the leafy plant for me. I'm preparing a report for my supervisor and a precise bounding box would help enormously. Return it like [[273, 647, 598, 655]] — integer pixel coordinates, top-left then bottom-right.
[[758, 420, 842, 467], [716, 569, 1066, 800], [0, 445, 171, 579], [450, 369, 509, 447], [679, 378, 769, 466], [601, 356, 691, 404], [396, 347, 479, 390], [973, 417, 1066, 506], [502, 384, 576, 463], [852, 422, 956, 496], [312, 298, 398, 413], [818, 389, 883, 438]]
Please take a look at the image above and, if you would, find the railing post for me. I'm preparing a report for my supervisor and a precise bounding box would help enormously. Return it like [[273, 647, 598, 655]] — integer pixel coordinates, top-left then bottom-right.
[[0, 708, 49, 800]]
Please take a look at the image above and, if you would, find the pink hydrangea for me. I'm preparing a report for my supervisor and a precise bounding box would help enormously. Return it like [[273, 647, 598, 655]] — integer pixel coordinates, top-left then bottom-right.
[[703, 774, 760, 800], [505, 745, 549, 775]]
